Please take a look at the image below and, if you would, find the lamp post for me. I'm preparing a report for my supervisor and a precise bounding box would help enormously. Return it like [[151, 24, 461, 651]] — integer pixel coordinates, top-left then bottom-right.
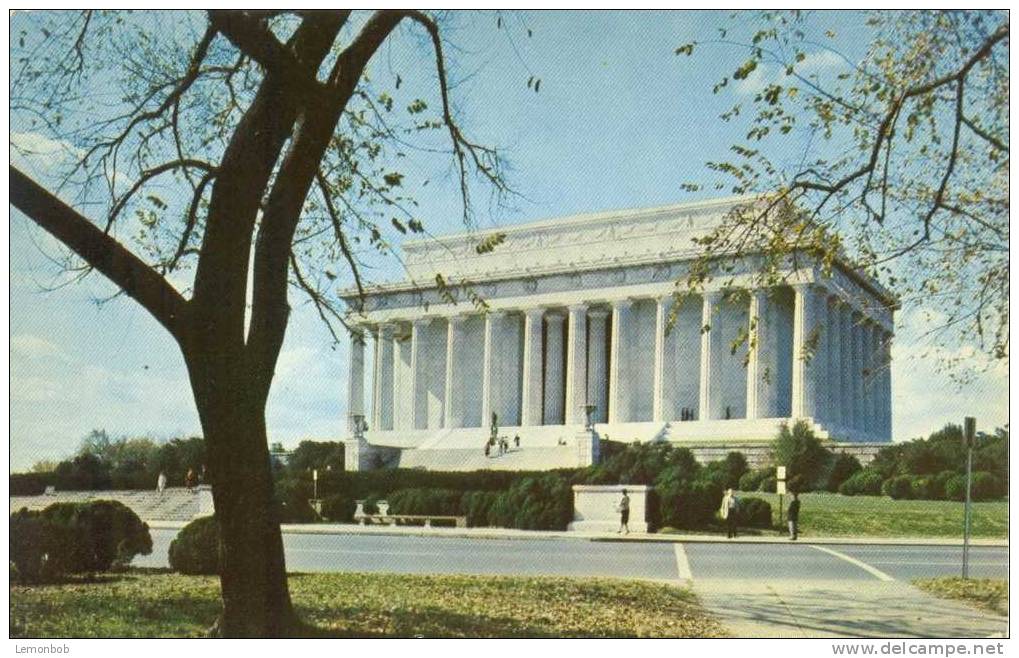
[[962, 416, 976, 579]]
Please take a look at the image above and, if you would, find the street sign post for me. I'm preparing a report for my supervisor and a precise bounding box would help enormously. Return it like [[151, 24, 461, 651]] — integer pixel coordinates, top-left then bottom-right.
[[962, 417, 976, 579], [776, 466, 787, 526]]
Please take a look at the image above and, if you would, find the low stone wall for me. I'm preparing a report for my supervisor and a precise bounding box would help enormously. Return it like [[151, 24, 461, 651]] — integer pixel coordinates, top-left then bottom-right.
[[568, 484, 651, 533], [688, 442, 880, 468]]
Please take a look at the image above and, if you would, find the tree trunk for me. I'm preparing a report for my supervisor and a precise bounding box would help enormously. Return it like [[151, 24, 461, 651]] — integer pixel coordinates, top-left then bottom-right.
[[187, 353, 298, 637]]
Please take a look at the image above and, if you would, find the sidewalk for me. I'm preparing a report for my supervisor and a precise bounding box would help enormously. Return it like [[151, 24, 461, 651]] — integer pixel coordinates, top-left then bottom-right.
[[145, 520, 1008, 547]]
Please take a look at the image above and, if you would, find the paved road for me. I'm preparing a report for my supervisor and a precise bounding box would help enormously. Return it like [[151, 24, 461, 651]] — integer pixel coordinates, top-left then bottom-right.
[[137, 528, 1007, 582]]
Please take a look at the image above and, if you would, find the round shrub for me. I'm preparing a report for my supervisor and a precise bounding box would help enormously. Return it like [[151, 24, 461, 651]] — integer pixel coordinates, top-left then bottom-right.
[[320, 493, 356, 522], [9, 508, 77, 583], [971, 472, 1005, 501], [909, 476, 931, 500], [168, 516, 220, 575], [929, 470, 956, 500], [882, 475, 914, 500], [759, 476, 777, 493], [656, 471, 723, 530], [39, 500, 152, 572], [738, 497, 773, 528], [838, 469, 883, 496], [944, 474, 967, 501]]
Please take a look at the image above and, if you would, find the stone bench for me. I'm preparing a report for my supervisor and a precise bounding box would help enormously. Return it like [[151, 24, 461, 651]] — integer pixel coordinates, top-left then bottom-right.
[[353, 500, 466, 528]]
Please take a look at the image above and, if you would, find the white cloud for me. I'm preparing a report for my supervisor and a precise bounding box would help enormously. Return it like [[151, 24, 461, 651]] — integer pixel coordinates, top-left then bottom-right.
[[734, 49, 844, 96], [10, 334, 63, 359]]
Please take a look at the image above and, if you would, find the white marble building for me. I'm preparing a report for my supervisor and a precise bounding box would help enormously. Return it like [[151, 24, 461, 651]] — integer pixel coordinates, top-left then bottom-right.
[[342, 198, 895, 471]]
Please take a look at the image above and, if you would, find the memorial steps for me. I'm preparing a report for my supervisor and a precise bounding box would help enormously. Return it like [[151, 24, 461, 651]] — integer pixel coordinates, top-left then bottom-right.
[[397, 444, 580, 471], [9, 488, 202, 522]]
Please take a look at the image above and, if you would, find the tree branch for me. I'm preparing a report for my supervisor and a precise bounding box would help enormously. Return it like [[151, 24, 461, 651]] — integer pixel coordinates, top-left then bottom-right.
[[10, 166, 188, 340]]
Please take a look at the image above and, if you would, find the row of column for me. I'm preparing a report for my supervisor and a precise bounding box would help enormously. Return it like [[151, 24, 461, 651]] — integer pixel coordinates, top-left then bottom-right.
[[346, 284, 892, 440]]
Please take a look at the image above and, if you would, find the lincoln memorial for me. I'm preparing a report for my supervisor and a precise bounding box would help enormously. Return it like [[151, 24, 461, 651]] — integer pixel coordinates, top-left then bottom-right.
[[341, 197, 895, 471]]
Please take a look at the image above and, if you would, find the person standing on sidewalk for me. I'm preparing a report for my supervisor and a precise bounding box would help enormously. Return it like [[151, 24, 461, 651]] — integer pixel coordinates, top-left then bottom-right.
[[616, 489, 631, 534], [787, 492, 801, 540], [720, 488, 740, 538]]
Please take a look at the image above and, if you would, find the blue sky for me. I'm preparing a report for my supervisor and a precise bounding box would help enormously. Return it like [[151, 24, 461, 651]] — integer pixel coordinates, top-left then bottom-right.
[[9, 10, 1008, 470]]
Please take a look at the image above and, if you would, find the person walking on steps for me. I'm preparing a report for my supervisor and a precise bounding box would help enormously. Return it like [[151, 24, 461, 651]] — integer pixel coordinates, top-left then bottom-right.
[[787, 492, 801, 540], [617, 489, 631, 534], [720, 488, 740, 538]]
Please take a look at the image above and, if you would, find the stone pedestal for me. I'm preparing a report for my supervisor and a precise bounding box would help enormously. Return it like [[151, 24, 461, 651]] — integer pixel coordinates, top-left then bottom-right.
[[568, 484, 651, 533], [575, 428, 601, 467], [195, 485, 214, 519]]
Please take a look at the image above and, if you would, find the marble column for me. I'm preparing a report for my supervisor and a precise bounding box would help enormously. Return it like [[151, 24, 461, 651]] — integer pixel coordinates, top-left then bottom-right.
[[480, 312, 499, 427], [652, 297, 668, 422], [698, 291, 721, 420], [565, 304, 588, 425], [839, 305, 855, 432], [347, 328, 365, 431], [372, 324, 394, 431], [543, 312, 566, 424], [608, 299, 632, 424], [881, 329, 893, 441], [851, 312, 865, 434], [520, 308, 545, 426], [866, 322, 883, 438], [443, 315, 466, 429], [825, 297, 843, 430], [745, 290, 769, 420], [587, 308, 610, 423], [409, 318, 428, 430], [791, 283, 821, 420]]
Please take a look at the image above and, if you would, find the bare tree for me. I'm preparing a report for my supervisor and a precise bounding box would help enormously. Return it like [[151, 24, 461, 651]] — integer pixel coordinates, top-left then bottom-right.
[[10, 10, 507, 636]]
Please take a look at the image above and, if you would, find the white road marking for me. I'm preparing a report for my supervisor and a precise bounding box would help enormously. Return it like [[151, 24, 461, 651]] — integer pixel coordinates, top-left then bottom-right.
[[673, 543, 693, 582], [811, 545, 895, 581]]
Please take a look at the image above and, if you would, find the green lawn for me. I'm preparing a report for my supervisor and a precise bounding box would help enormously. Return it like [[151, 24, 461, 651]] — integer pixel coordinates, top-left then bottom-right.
[[737, 491, 1008, 538], [914, 578, 1008, 616], [10, 569, 725, 638]]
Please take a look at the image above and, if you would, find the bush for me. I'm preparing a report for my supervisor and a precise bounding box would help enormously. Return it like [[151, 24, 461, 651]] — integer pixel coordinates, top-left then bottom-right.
[[882, 475, 914, 500], [168, 516, 220, 575], [274, 479, 318, 523], [10, 473, 55, 496], [909, 475, 932, 500], [738, 467, 770, 492], [489, 474, 573, 530], [945, 472, 1006, 502], [460, 490, 501, 527], [820, 453, 862, 492], [772, 421, 832, 491], [838, 469, 884, 496], [9, 509, 77, 583], [320, 493, 356, 522], [387, 488, 463, 516], [759, 476, 777, 493], [33, 500, 152, 573], [702, 452, 749, 490], [738, 497, 773, 528], [655, 466, 723, 529], [929, 470, 956, 500]]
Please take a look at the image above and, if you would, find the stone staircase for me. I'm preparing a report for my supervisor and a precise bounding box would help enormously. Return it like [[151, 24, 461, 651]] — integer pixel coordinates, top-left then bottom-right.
[[397, 444, 580, 471], [9, 488, 201, 522]]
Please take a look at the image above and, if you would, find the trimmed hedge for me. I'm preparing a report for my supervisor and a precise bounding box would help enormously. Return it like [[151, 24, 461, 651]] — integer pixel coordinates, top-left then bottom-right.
[[320, 493, 356, 522], [882, 474, 914, 500], [387, 488, 463, 516], [168, 516, 220, 575], [10, 509, 76, 583]]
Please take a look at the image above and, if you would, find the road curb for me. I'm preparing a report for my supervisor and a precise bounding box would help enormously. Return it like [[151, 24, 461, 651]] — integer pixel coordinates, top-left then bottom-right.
[[144, 520, 1007, 547]]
